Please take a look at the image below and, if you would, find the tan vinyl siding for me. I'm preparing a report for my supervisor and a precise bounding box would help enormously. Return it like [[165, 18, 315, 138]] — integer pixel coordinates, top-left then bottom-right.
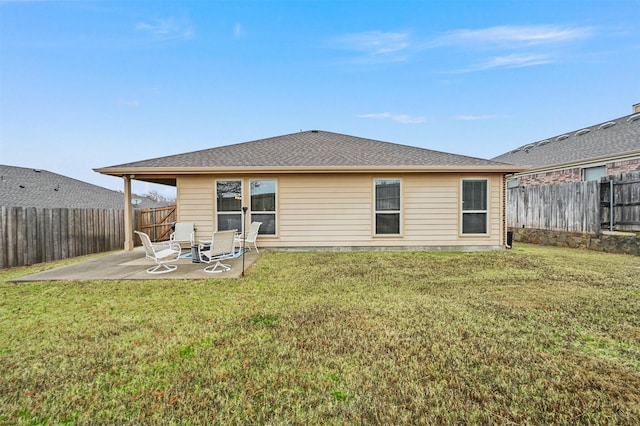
[[176, 172, 505, 249], [278, 174, 372, 245], [176, 176, 215, 240], [404, 174, 458, 243]]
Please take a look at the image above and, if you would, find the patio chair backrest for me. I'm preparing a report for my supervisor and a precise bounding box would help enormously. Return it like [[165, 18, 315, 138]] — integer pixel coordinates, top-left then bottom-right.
[[245, 221, 262, 243], [171, 222, 195, 244], [134, 231, 155, 257], [210, 229, 237, 257]]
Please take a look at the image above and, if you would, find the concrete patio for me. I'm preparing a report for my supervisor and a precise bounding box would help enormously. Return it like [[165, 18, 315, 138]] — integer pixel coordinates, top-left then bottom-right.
[[9, 247, 260, 282]]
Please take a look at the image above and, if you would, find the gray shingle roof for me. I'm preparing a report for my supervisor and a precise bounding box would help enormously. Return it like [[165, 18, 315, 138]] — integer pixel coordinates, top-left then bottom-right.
[[492, 112, 640, 168], [0, 165, 166, 209], [101, 130, 514, 170]]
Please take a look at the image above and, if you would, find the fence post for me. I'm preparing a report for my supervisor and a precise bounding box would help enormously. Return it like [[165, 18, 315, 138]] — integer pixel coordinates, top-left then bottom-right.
[[609, 179, 614, 231]]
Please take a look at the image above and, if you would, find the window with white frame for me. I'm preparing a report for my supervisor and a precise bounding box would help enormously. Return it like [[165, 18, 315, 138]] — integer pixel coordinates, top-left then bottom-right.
[[216, 180, 243, 232], [375, 179, 401, 235], [250, 179, 276, 235], [461, 179, 488, 234]]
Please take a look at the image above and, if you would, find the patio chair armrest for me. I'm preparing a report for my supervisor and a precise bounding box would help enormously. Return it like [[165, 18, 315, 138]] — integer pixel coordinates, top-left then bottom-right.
[[198, 245, 210, 263], [154, 241, 181, 251]]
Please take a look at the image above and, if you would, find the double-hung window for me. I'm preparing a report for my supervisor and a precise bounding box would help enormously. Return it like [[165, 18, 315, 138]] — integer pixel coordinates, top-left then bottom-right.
[[461, 179, 488, 234], [250, 179, 276, 235], [375, 179, 401, 235], [216, 180, 243, 232]]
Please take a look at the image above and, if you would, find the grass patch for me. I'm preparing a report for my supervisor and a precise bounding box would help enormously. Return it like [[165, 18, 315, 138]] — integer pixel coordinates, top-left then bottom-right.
[[1, 244, 639, 424]]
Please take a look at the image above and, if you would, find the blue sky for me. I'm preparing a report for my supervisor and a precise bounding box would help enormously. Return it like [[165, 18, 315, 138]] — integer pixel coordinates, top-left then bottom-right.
[[1, 0, 639, 197]]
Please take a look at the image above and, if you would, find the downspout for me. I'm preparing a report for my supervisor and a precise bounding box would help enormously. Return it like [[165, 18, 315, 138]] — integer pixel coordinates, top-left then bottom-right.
[[124, 175, 134, 250]]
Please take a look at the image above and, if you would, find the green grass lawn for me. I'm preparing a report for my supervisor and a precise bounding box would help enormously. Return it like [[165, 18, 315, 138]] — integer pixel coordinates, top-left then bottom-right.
[[1, 244, 639, 424]]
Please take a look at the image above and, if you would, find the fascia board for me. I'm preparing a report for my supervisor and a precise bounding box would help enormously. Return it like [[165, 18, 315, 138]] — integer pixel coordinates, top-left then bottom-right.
[[94, 165, 529, 176]]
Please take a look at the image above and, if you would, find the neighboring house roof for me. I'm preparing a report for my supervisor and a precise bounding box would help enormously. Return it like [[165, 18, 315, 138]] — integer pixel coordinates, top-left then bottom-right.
[[0, 165, 167, 209], [95, 130, 525, 184], [492, 111, 640, 171]]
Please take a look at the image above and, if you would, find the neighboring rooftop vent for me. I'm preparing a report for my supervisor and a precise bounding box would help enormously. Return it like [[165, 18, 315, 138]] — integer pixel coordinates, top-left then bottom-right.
[[556, 134, 570, 141], [575, 128, 590, 136], [598, 121, 616, 130], [523, 144, 535, 152], [536, 139, 550, 146], [628, 113, 640, 123]]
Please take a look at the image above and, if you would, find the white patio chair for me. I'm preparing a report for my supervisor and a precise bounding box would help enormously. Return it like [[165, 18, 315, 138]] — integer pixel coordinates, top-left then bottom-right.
[[169, 222, 195, 248], [235, 221, 262, 253], [134, 230, 181, 274], [198, 229, 238, 273]]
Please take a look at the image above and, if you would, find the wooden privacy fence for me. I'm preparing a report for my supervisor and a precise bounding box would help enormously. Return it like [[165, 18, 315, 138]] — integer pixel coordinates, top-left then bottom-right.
[[137, 205, 176, 242], [507, 172, 640, 234], [600, 172, 640, 232], [1, 207, 131, 269]]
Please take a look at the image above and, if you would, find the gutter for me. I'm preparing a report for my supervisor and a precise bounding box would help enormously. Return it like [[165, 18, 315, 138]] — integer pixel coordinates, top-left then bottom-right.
[[94, 164, 530, 177]]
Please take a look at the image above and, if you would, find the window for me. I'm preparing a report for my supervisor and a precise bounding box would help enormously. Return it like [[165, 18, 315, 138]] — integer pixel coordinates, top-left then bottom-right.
[[375, 179, 400, 235], [216, 180, 243, 232], [462, 179, 488, 234], [250, 180, 276, 235], [583, 166, 606, 182], [507, 178, 519, 189]]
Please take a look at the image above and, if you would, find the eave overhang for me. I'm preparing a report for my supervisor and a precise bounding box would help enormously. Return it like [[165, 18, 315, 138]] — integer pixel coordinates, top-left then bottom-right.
[[94, 164, 530, 186]]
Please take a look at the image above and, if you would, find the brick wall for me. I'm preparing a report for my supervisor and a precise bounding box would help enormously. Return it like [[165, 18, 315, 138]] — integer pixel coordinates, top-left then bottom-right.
[[517, 168, 581, 186], [608, 158, 640, 175], [516, 158, 640, 186]]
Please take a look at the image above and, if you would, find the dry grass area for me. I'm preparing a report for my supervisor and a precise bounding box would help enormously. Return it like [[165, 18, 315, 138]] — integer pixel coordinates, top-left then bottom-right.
[[1, 244, 639, 424]]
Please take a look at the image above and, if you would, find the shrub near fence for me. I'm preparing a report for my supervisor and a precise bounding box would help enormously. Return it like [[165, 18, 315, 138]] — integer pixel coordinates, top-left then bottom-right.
[[0, 207, 128, 269]]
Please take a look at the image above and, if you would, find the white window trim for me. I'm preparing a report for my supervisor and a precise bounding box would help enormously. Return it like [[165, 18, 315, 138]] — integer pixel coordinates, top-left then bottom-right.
[[373, 178, 402, 236], [249, 178, 278, 236], [215, 179, 244, 233], [460, 178, 489, 236]]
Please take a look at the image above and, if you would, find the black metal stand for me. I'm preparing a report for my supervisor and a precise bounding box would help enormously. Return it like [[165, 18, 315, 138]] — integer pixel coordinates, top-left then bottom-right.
[[241, 206, 248, 277]]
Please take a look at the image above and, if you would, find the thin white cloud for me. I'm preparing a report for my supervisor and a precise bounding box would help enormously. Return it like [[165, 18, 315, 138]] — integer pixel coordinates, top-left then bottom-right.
[[454, 114, 507, 121], [358, 112, 426, 124], [392, 114, 427, 124], [233, 23, 244, 39], [358, 112, 392, 119], [136, 17, 194, 42], [456, 53, 552, 73], [433, 25, 593, 48], [334, 31, 411, 62], [332, 24, 594, 72], [118, 99, 140, 108], [436, 25, 592, 73]]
